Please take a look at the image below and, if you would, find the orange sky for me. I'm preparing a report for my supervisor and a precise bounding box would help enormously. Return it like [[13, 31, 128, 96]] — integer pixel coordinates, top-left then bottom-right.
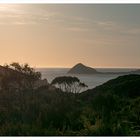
[[0, 4, 140, 68]]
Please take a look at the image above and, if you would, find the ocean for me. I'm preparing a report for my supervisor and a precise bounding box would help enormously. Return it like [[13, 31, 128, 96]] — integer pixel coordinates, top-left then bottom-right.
[[36, 68, 137, 89]]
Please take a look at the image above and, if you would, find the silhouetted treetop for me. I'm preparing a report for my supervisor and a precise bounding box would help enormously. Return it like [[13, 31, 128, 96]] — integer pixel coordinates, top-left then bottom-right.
[[1, 62, 42, 90], [8, 62, 41, 80], [51, 76, 88, 93]]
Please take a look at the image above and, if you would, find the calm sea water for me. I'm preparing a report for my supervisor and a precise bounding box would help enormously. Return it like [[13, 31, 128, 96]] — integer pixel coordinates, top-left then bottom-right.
[[36, 68, 136, 89]]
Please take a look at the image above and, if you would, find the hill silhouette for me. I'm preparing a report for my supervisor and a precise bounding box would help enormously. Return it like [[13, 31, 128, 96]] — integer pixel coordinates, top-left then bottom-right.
[[80, 74, 140, 100], [78, 74, 140, 136], [68, 63, 140, 75], [68, 63, 100, 74]]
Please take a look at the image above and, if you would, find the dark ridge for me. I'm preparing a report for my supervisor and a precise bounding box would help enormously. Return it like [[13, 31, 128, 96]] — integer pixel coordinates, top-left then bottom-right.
[[80, 74, 140, 101]]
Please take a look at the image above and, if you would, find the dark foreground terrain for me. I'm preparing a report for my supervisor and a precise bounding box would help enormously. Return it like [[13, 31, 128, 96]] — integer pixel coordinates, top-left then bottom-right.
[[0, 63, 140, 136]]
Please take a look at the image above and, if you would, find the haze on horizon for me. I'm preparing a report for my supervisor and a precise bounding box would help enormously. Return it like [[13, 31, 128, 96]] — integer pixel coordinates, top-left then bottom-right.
[[0, 4, 140, 68]]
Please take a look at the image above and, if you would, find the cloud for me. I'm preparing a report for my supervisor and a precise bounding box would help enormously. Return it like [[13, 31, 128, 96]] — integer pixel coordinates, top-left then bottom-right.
[[95, 20, 140, 36], [1, 4, 140, 38], [0, 5, 56, 25], [66, 27, 89, 32], [124, 28, 140, 35]]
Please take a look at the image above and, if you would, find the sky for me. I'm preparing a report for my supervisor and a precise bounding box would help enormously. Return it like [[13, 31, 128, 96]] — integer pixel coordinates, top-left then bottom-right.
[[0, 4, 140, 68]]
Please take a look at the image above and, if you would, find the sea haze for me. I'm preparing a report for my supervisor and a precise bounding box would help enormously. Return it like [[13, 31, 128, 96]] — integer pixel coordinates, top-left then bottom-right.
[[36, 68, 137, 89]]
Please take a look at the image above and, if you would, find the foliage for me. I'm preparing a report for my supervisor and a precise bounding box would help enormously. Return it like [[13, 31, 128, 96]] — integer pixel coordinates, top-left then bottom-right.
[[0, 67, 140, 136], [9, 62, 41, 80], [51, 76, 88, 93], [1, 62, 41, 90]]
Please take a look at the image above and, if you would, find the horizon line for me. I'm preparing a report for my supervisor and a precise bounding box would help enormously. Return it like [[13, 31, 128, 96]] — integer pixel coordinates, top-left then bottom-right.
[[35, 66, 140, 69], [0, 64, 139, 69]]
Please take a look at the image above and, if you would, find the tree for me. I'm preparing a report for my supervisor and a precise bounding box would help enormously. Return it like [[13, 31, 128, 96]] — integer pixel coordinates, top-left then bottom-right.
[[9, 62, 41, 80], [2, 62, 41, 90], [51, 76, 88, 93]]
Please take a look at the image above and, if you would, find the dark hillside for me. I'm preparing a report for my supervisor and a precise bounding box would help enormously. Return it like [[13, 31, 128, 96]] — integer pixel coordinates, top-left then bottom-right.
[[0, 63, 140, 136], [80, 74, 140, 101]]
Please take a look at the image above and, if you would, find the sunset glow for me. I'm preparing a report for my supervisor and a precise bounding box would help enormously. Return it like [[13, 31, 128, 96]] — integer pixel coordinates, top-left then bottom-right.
[[0, 4, 140, 68]]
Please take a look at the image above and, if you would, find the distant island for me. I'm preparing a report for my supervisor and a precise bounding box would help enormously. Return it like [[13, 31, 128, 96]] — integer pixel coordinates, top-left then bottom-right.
[[68, 63, 140, 75], [68, 63, 100, 74]]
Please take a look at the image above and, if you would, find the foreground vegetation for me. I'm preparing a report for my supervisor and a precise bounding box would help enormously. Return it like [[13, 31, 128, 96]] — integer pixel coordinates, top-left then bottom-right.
[[0, 63, 140, 136]]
